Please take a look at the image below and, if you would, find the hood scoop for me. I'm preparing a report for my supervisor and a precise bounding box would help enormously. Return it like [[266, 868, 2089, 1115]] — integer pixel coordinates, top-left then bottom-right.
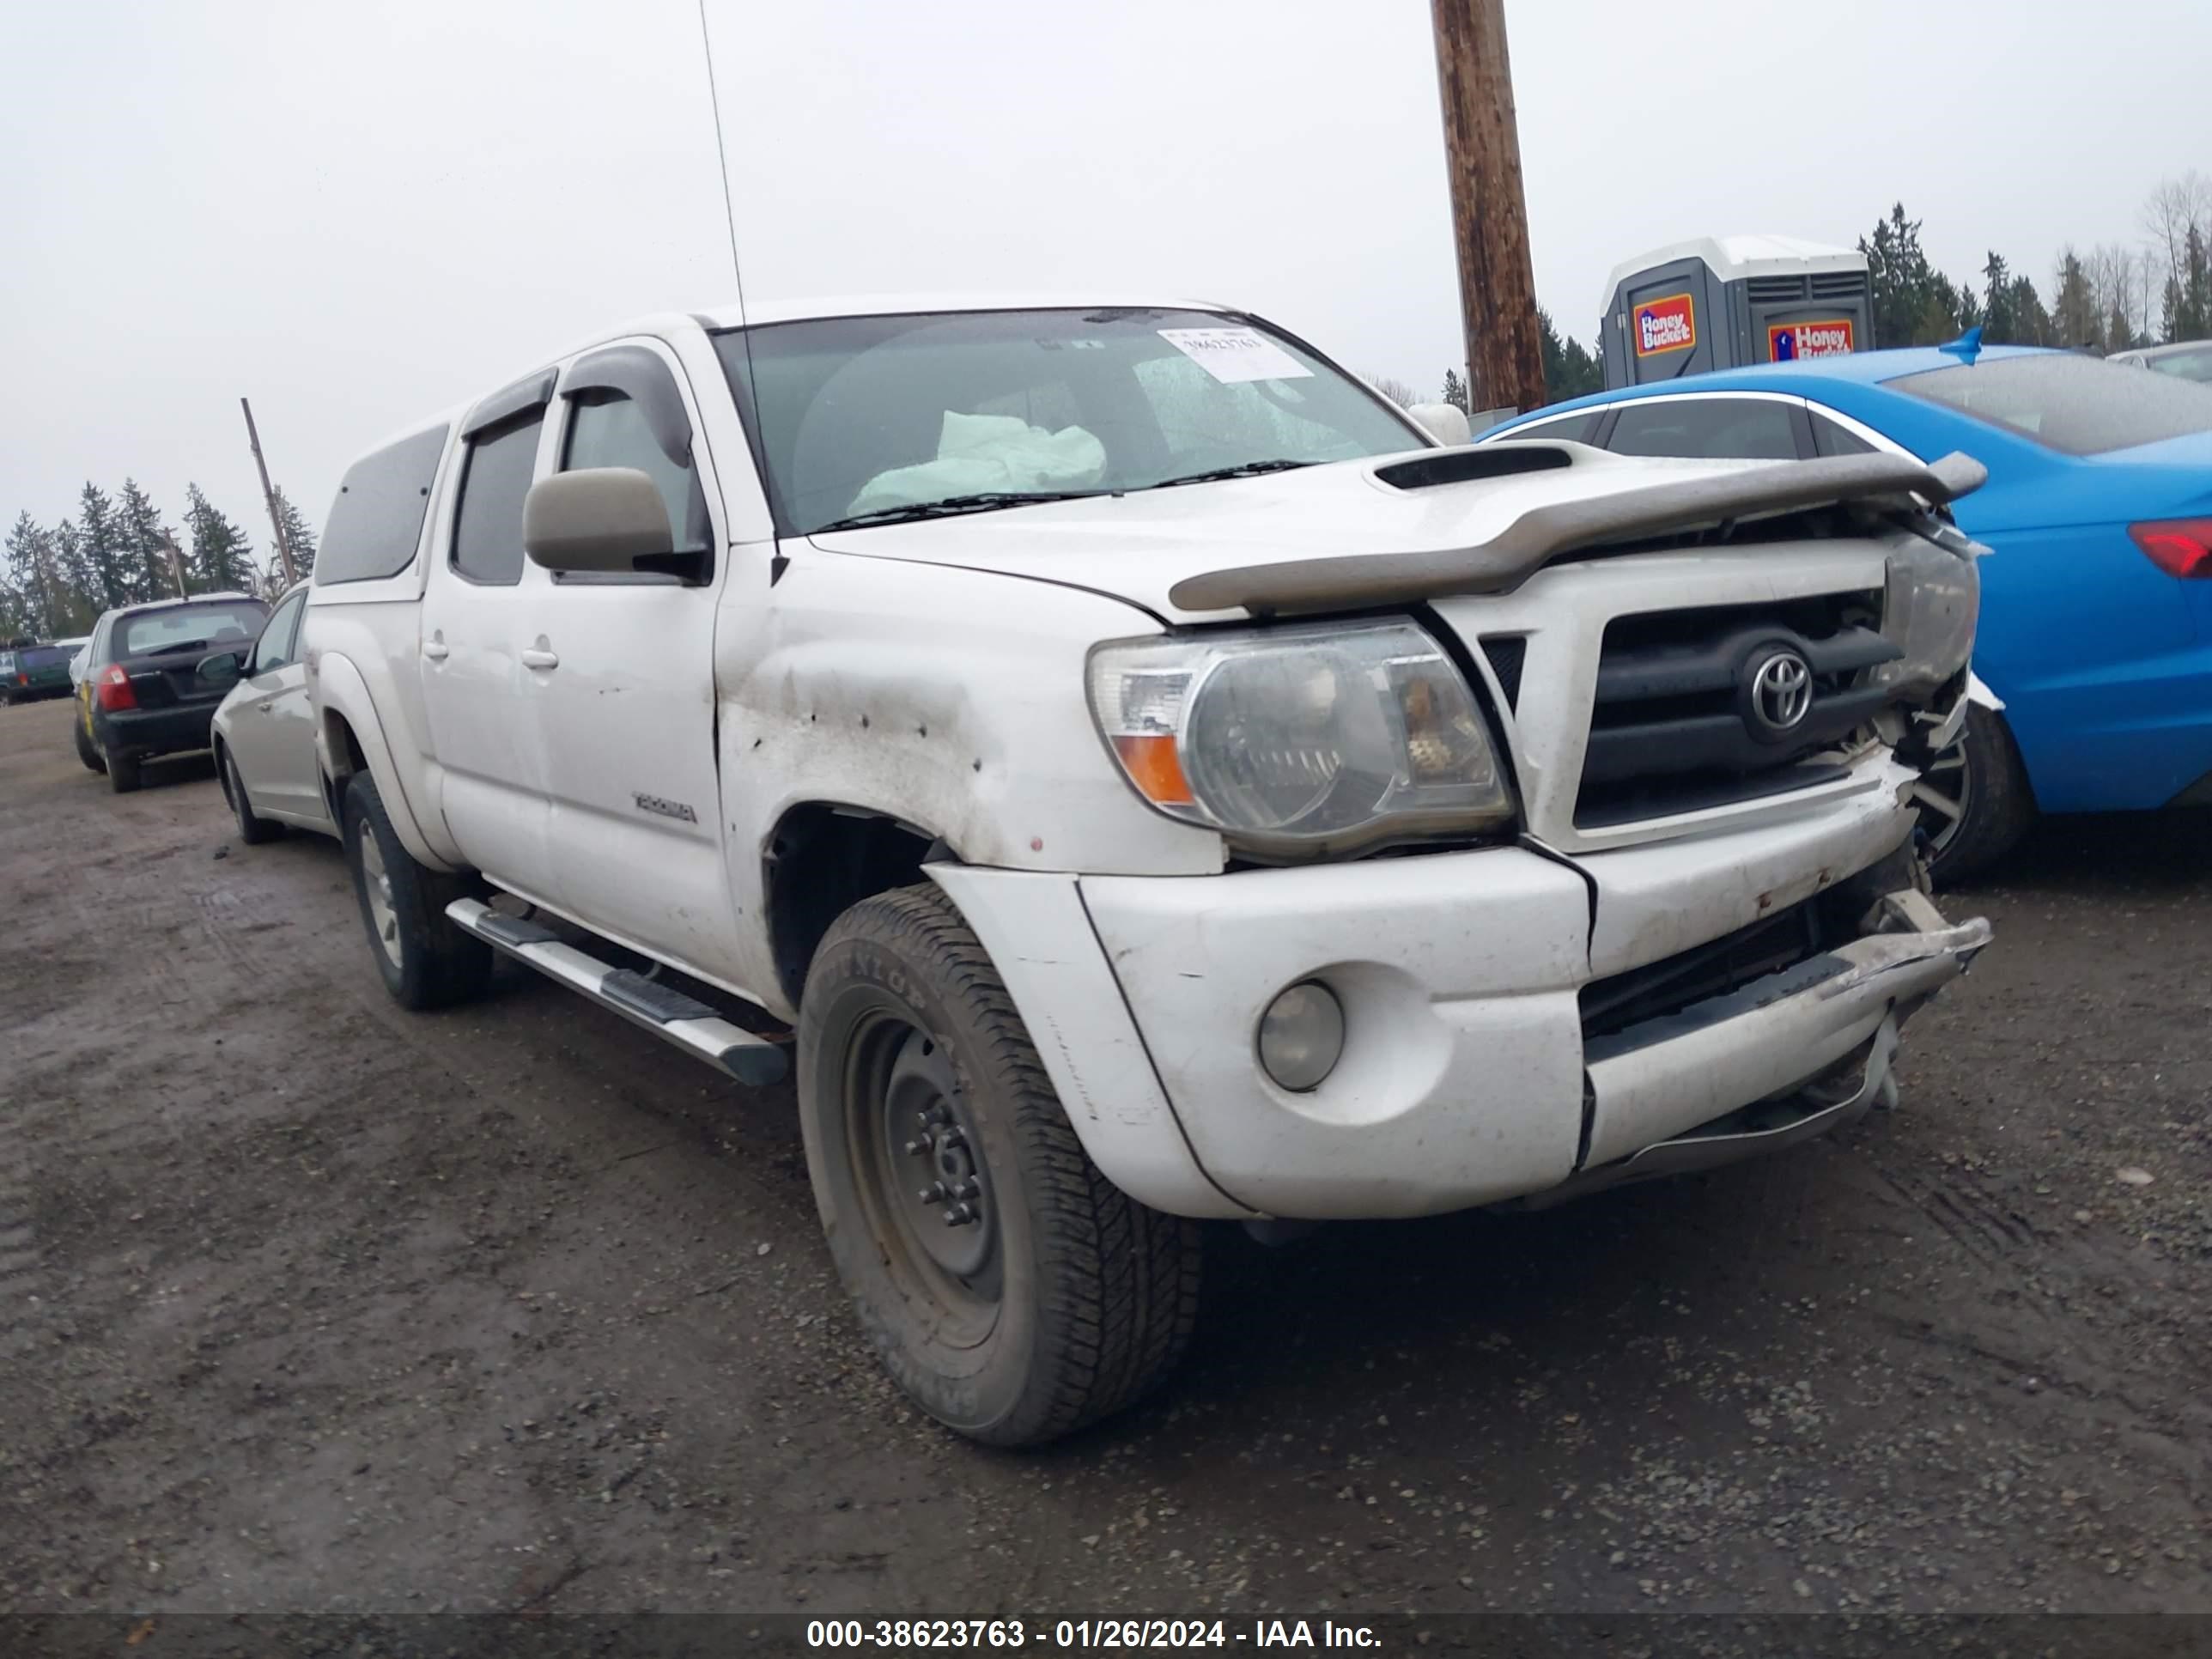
[[1373, 441, 1577, 492]]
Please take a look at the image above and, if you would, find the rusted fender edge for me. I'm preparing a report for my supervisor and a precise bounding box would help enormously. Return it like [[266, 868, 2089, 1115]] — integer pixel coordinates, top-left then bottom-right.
[[1167, 448, 1990, 617]]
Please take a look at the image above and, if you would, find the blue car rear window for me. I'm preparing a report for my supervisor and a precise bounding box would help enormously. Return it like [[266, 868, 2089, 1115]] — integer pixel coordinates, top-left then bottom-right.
[[1892, 355, 2212, 455]]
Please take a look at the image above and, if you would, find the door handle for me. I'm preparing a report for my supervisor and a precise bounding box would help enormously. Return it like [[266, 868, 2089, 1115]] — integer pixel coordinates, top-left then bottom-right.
[[520, 647, 560, 671], [422, 635, 450, 662]]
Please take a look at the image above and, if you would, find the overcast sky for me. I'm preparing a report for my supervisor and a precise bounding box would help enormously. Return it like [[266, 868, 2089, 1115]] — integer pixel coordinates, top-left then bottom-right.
[[3, 0, 2203, 569]]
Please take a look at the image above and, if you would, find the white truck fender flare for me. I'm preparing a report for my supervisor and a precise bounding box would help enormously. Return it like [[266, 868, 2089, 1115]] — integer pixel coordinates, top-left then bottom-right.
[[925, 865, 1255, 1221], [314, 652, 460, 872]]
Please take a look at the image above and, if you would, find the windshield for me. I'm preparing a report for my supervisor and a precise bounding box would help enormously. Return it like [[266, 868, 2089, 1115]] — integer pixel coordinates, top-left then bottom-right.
[[1891, 353, 2212, 454], [118, 601, 268, 659], [714, 307, 1425, 535], [2147, 344, 2212, 385]]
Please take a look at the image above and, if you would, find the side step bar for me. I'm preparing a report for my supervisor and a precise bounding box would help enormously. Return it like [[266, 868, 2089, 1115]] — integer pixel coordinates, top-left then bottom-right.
[[446, 898, 789, 1086]]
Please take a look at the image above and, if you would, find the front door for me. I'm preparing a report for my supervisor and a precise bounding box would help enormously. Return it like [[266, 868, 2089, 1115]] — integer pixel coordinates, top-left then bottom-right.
[[523, 339, 738, 981], [227, 588, 323, 821], [416, 386, 562, 902]]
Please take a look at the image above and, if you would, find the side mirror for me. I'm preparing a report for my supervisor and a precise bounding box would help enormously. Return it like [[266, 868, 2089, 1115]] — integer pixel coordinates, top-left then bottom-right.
[[197, 650, 243, 687], [1407, 403, 1473, 447], [524, 468, 673, 573]]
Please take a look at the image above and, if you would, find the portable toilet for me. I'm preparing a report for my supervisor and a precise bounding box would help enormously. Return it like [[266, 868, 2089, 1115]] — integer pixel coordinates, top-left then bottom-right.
[[1600, 234, 1873, 389]]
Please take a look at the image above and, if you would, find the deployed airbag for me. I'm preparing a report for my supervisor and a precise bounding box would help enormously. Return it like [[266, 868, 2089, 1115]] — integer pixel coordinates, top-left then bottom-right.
[[847, 411, 1105, 517]]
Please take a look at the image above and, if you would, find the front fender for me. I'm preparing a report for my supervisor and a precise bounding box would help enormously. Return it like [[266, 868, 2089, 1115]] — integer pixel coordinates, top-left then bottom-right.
[[313, 651, 460, 872]]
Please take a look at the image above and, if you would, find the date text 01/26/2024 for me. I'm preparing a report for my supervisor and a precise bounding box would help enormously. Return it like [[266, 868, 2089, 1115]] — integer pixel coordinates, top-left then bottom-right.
[[805, 1620, 1383, 1650]]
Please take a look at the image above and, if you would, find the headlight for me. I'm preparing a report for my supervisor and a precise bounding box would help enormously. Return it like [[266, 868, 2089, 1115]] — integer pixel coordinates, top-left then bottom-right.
[[1874, 522, 1983, 700], [1086, 619, 1514, 857]]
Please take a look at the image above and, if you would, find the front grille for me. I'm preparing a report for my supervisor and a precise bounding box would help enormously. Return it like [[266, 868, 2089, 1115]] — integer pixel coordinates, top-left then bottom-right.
[[1747, 276, 1808, 303], [1576, 592, 1896, 827], [1580, 897, 1827, 1043]]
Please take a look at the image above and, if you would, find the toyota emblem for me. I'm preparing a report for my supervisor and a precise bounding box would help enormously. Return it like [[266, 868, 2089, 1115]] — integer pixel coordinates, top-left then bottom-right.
[[1747, 649, 1814, 737]]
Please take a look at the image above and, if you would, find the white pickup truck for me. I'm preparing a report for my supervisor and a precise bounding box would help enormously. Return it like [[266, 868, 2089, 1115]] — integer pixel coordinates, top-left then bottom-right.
[[300, 295, 1990, 1445]]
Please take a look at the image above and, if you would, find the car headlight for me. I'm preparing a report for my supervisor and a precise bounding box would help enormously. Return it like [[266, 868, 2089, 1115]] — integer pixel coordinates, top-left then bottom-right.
[[1874, 520, 1983, 700], [1086, 619, 1514, 857]]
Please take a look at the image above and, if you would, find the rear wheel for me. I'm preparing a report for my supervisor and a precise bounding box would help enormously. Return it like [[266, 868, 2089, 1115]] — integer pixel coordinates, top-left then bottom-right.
[[221, 747, 282, 845], [73, 708, 104, 773], [1917, 703, 2035, 885], [341, 769, 492, 1010], [105, 742, 142, 793], [797, 884, 1203, 1447]]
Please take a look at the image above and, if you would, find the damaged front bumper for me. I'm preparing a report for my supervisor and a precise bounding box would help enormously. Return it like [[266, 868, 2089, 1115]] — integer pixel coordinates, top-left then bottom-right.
[[1534, 890, 1990, 1207], [943, 771, 1992, 1222]]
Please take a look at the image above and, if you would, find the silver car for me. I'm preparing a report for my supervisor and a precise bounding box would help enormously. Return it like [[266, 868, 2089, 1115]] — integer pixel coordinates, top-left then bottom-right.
[[209, 582, 336, 843]]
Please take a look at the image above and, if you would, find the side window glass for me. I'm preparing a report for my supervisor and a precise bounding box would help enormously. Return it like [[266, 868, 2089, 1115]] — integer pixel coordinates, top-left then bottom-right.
[[1811, 414, 1877, 457], [452, 413, 545, 586], [252, 594, 306, 674], [562, 392, 710, 554], [1608, 398, 1800, 461], [1499, 411, 1600, 443]]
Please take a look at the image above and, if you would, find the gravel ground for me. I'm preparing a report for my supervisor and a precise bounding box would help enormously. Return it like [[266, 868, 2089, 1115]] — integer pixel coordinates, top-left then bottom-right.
[[2, 697, 2208, 1627]]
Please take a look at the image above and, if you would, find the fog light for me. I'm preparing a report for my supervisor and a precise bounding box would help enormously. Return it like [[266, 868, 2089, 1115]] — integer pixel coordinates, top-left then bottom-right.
[[1257, 981, 1345, 1092]]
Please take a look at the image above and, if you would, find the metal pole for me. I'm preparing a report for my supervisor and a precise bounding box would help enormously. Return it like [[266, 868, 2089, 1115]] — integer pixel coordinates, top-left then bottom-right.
[[1430, 0, 1547, 416], [241, 397, 298, 587], [164, 532, 190, 599]]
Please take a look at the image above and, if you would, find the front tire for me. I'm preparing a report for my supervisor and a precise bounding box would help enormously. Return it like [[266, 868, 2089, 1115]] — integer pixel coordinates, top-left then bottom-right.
[[341, 769, 492, 1010], [797, 884, 1203, 1448], [221, 746, 282, 845], [1916, 703, 2035, 885]]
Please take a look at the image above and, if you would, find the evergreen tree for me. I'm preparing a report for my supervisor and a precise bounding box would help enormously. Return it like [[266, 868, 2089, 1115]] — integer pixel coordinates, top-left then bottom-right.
[[4, 513, 57, 638], [116, 477, 178, 600], [50, 520, 94, 625], [184, 485, 258, 593], [2183, 226, 2212, 340], [2052, 250, 2099, 349], [1861, 204, 1941, 349], [1439, 368, 1470, 416], [270, 486, 318, 581], [76, 483, 131, 611]]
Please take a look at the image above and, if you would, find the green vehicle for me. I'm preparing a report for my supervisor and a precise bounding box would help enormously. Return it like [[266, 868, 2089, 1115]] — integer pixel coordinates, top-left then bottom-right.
[[0, 640, 75, 704]]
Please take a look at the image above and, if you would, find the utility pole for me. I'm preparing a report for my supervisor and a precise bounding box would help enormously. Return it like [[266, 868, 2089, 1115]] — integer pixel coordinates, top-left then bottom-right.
[[1430, 0, 1547, 417], [163, 532, 191, 599], [240, 397, 298, 587]]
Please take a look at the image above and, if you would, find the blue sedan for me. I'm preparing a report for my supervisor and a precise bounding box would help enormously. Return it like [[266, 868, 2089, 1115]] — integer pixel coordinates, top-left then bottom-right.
[[1479, 343, 2212, 879]]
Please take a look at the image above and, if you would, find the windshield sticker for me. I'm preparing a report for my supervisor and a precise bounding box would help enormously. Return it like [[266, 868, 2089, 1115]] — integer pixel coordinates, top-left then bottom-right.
[[1770, 319, 1856, 361], [1632, 293, 1697, 357], [1158, 327, 1314, 385]]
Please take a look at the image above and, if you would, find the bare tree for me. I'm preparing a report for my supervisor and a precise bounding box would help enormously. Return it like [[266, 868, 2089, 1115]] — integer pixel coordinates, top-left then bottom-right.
[[2142, 172, 2212, 295], [1367, 374, 1421, 409]]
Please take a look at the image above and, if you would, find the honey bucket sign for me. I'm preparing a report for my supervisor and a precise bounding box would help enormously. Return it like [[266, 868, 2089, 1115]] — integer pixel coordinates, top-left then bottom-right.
[[1769, 319, 1856, 360], [1632, 293, 1698, 358]]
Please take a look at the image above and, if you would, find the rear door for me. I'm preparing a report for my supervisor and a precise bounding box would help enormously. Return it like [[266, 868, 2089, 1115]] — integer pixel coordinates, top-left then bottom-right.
[[226, 589, 325, 822], [417, 376, 562, 899], [523, 339, 738, 978]]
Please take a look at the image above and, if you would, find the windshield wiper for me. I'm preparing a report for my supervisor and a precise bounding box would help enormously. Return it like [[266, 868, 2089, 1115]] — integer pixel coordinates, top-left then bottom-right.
[[1148, 459, 1317, 489], [813, 491, 1106, 533]]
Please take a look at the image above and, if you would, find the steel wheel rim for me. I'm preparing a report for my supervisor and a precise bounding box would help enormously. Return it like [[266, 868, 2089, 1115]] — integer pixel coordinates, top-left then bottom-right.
[[844, 1013, 1001, 1344], [357, 822, 401, 969], [1911, 734, 1973, 857]]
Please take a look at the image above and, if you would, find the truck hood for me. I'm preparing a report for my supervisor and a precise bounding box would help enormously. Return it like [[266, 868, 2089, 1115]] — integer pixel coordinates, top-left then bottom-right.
[[805, 446, 1784, 623]]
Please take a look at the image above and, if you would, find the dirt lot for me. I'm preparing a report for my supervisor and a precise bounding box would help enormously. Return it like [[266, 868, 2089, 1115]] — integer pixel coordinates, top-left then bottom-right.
[[2, 696, 2209, 1626]]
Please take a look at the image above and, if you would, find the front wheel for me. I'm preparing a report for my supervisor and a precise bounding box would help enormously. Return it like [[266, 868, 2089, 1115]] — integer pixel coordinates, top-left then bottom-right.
[[341, 769, 492, 1010], [222, 747, 282, 845], [797, 884, 1203, 1447], [1915, 703, 2036, 885]]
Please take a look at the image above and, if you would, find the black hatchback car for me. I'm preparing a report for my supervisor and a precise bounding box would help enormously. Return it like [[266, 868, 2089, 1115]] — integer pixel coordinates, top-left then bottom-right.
[[75, 593, 270, 792]]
